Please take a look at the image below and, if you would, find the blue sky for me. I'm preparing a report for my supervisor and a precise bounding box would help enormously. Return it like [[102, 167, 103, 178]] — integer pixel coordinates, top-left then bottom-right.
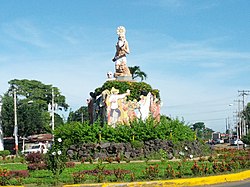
[[1, 0, 250, 132]]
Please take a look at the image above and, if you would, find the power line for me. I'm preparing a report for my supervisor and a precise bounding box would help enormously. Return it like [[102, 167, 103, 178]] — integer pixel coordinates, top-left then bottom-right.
[[165, 96, 236, 108]]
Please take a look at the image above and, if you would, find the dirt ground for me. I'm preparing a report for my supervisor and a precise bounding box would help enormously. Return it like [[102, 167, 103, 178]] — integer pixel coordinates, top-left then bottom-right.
[[213, 143, 247, 150]]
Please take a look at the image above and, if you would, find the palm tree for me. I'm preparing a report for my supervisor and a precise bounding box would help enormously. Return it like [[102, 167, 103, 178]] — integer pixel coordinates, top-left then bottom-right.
[[128, 66, 147, 81]]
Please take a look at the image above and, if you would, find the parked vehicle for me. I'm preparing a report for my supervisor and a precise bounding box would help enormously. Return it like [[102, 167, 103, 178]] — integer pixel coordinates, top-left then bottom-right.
[[212, 132, 221, 141], [230, 139, 244, 146], [21, 143, 48, 154], [215, 139, 224, 144]]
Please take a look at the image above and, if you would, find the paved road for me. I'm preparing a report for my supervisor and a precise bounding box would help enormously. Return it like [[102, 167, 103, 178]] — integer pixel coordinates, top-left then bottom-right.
[[193, 179, 250, 187]]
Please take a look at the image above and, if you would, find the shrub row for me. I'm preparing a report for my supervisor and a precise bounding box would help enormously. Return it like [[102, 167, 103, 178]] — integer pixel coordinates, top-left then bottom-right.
[[54, 116, 195, 147]]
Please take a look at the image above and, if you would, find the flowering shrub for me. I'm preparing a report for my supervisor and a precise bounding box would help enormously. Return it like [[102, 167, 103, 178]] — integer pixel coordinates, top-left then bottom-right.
[[0, 168, 11, 186], [10, 170, 29, 178], [25, 152, 44, 164], [73, 166, 130, 183], [46, 138, 67, 182], [28, 163, 47, 171]]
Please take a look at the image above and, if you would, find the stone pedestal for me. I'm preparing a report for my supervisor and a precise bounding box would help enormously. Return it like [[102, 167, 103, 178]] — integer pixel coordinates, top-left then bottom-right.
[[116, 76, 133, 81]]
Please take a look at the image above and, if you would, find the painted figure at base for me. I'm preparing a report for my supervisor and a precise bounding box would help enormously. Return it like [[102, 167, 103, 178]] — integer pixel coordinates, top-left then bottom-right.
[[112, 26, 131, 78], [108, 87, 130, 127]]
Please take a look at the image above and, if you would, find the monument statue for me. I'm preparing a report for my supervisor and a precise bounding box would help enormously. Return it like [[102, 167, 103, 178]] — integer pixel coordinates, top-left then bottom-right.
[[112, 26, 131, 78]]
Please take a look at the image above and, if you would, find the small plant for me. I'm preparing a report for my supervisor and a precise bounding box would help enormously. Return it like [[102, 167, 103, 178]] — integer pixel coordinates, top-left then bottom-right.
[[81, 158, 85, 164], [198, 157, 206, 162], [130, 172, 135, 182], [165, 164, 176, 178], [208, 155, 214, 162], [191, 161, 202, 176], [66, 161, 76, 168], [72, 172, 86, 184], [115, 155, 121, 163], [106, 157, 113, 164], [113, 168, 130, 181], [212, 161, 220, 173], [142, 164, 159, 180], [86, 156, 94, 164], [159, 149, 168, 162], [95, 164, 106, 183], [176, 162, 183, 178]]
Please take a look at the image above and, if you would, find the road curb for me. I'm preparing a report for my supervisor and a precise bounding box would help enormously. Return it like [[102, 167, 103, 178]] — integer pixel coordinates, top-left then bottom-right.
[[63, 170, 250, 187]]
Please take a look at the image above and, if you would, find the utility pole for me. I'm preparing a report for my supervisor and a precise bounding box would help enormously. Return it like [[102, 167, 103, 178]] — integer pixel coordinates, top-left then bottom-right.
[[51, 88, 55, 132], [238, 90, 250, 136], [234, 99, 242, 150], [13, 89, 18, 156], [225, 118, 228, 133], [0, 96, 4, 151], [48, 88, 57, 142]]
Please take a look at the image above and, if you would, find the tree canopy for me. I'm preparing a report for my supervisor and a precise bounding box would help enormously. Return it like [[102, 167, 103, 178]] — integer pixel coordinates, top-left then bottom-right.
[[190, 122, 214, 140], [67, 106, 89, 123], [1, 79, 68, 137], [128, 66, 147, 82], [8, 79, 68, 111]]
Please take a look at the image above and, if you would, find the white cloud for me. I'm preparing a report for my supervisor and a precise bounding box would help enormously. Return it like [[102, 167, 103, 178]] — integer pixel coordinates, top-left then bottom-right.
[[2, 19, 49, 48]]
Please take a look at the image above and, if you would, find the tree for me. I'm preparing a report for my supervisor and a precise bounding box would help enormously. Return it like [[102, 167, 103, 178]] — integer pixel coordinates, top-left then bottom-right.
[[67, 106, 89, 123], [1, 79, 68, 137], [128, 66, 147, 82], [243, 102, 250, 133], [203, 127, 214, 140], [242, 133, 250, 145], [8, 79, 68, 111], [191, 122, 205, 139]]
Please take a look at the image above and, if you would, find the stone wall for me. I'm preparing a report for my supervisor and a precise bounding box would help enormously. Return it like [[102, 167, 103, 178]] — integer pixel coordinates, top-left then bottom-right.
[[66, 140, 208, 161]]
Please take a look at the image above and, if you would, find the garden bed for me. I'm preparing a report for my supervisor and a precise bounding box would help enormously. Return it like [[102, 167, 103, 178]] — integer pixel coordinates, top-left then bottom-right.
[[0, 148, 249, 186]]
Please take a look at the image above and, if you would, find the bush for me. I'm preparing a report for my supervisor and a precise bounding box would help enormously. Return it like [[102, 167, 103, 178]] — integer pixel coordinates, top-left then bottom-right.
[[28, 163, 47, 171], [131, 140, 144, 149], [54, 116, 195, 145], [0, 150, 11, 159], [0, 168, 11, 185], [94, 81, 160, 101], [25, 152, 44, 164], [242, 133, 250, 145], [10, 170, 29, 178]]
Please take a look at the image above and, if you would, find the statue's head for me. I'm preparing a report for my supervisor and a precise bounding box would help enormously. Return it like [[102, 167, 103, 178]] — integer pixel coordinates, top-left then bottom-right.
[[107, 71, 113, 79], [116, 26, 126, 37]]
